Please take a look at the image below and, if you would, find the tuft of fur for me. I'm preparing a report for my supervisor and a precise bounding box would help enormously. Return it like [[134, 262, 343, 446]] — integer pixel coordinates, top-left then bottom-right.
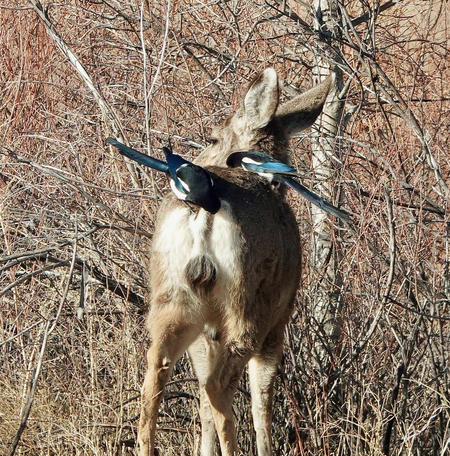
[[185, 255, 217, 293]]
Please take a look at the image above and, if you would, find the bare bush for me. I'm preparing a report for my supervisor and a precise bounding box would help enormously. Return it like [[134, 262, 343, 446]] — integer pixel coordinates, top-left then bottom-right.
[[1, 1, 449, 455]]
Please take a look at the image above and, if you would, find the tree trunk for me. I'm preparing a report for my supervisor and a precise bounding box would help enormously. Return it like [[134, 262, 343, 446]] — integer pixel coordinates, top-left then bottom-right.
[[310, 0, 345, 371]]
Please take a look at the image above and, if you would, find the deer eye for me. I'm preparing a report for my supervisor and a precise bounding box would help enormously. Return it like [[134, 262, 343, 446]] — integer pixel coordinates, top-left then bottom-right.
[[207, 138, 218, 145]]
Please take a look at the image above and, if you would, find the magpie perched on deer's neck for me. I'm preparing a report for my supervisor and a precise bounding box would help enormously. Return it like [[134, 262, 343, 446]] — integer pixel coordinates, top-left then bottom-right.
[[162, 146, 221, 214], [227, 151, 352, 225], [107, 138, 221, 214]]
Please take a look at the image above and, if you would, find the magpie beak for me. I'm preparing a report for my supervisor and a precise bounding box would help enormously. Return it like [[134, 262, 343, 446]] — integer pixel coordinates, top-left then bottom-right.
[[227, 151, 352, 225], [107, 138, 221, 214]]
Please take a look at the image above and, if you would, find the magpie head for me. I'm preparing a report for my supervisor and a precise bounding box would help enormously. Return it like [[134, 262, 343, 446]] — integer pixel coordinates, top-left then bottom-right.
[[163, 146, 192, 181], [227, 151, 277, 183], [162, 146, 173, 160], [176, 164, 221, 214], [227, 151, 297, 182], [226, 152, 246, 168]]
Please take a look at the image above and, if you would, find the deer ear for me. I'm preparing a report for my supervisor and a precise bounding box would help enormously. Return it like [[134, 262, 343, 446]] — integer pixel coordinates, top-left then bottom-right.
[[275, 73, 334, 137], [243, 68, 279, 131]]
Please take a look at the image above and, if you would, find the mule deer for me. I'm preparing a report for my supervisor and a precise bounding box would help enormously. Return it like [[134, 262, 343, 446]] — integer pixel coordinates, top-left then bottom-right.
[[138, 68, 332, 456]]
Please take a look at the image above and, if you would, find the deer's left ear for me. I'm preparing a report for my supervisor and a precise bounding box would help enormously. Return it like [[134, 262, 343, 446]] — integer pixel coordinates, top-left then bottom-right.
[[243, 68, 280, 131]]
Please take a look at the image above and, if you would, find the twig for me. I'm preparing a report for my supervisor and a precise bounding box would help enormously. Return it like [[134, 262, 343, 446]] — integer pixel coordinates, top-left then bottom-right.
[[26, 0, 141, 189], [69, 254, 145, 308], [351, 1, 402, 28], [0, 320, 43, 348], [386, 297, 450, 321], [340, 185, 396, 371], [0, 259, 67, 298], [382, 363, 406, 455], [8, 229, 78, 456], [2, 146, 150, 228]]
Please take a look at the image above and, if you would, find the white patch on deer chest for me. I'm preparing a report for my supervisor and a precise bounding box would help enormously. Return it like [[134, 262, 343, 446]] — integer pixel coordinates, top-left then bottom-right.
[[153, 205, 241, 291], [208, 204, 242, 287], [153, 208, 194, 283]]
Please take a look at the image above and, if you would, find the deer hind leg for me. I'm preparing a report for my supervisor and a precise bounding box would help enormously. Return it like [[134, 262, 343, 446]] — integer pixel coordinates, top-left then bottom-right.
[[202, 343, 252, 456], [248, 324, 285, 456], [138, 304, 201, 456], [188, 334, 221, 456]]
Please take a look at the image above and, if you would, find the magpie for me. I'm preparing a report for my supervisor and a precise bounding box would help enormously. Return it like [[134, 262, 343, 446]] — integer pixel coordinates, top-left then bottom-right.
[[162, 146, 221, 214], [226, 151, 299, 182], [227, 151, 352, 225], [107, 138, 221, 214]]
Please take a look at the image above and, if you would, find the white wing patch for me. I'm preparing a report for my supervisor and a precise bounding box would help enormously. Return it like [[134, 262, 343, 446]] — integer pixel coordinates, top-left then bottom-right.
[[242, 157, 263, 165], [170, 179, 188, 200]]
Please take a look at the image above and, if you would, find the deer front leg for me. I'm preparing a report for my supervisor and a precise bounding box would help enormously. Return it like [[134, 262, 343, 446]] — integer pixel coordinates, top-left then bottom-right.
[[138, 305, 200, 456]]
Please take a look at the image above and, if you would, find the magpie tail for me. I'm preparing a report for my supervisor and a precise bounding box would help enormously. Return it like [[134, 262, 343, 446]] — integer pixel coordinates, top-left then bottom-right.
[[106, 138, 169, 173], [284, 177, 352, 225]]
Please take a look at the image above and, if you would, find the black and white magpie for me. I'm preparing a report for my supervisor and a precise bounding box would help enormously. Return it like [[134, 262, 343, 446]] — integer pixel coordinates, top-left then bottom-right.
[[107, 138, 221, 214], [227, 151, 352, 224]]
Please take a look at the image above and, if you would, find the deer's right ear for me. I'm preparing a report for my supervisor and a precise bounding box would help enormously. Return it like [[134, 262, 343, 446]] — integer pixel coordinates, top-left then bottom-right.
[[243, 68, 279, 131], [274, 73, 334, 138]]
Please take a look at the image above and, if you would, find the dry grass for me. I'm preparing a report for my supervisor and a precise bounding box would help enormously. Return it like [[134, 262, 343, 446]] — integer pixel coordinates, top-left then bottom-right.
[[1, 1, 450, 455]]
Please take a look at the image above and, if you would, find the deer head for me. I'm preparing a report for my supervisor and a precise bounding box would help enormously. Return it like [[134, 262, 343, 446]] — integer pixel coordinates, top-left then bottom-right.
[[196, 68, 332, 167]]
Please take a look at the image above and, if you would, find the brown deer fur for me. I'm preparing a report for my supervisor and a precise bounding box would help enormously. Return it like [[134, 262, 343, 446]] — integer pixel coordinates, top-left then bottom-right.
[[138, 68, 333, 456]]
